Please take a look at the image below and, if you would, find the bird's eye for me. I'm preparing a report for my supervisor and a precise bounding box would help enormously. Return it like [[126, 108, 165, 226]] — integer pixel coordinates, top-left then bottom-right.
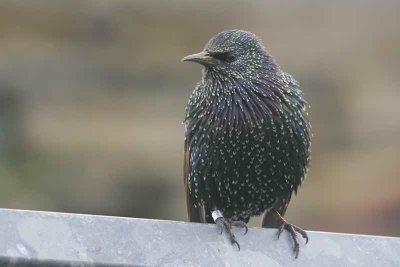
[[211, 52, 236, 62]]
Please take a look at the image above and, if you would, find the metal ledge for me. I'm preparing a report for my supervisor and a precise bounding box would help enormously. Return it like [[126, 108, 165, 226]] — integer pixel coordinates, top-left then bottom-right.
[[0, 208, 399, 266]]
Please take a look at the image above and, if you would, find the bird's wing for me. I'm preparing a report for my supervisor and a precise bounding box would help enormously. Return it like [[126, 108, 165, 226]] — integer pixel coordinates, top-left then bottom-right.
[[184, 136, 206, 222], [261, 192, 293, 228]]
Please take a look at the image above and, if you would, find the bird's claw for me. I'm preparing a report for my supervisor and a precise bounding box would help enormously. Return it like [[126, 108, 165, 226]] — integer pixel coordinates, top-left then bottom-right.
[[215, 217, 248, 250], [231, 220, 248, 235], [277, 221, 309, 258]]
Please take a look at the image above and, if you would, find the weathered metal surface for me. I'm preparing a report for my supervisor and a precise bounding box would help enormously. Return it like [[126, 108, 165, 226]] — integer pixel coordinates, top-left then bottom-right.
[[0, 208, 399, 266]]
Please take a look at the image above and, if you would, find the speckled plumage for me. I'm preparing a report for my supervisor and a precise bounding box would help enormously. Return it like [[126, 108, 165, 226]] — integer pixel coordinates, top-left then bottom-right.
[[183, 30, 311, 225]]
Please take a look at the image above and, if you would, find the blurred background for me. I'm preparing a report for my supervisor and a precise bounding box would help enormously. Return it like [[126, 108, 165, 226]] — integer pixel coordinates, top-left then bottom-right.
[[0, 0, 399, 237]]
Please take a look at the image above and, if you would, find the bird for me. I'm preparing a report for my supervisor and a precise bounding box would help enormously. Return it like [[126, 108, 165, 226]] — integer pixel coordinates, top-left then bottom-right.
[[182, 30, 311, 258]]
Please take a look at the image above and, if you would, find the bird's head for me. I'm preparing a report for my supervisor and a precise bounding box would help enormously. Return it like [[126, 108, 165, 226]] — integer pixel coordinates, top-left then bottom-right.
[[182, 30, 278, 80]]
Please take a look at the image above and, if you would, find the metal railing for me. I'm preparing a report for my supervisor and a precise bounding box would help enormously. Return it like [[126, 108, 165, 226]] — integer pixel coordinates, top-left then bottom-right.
[[0, 208, 399, 266]]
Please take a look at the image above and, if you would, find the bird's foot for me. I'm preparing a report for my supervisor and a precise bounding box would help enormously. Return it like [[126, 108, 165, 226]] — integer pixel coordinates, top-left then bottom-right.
[[212, 210, 248, 251], [272, 208, 308, 258], [277, 221, 308, 258]]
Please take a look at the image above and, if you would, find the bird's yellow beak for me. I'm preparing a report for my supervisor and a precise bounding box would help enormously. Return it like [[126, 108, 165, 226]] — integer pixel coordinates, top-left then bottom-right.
[[181, 51, 215, 65]]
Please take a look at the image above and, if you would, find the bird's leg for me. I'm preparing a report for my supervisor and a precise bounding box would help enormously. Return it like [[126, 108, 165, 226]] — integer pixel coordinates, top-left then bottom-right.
[[212, 210, 248, 251], [271, 208, 308, 258]]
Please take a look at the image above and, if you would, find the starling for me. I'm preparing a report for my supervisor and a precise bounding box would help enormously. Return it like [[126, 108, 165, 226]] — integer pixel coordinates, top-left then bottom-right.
[[182, 30, 311, 257]]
